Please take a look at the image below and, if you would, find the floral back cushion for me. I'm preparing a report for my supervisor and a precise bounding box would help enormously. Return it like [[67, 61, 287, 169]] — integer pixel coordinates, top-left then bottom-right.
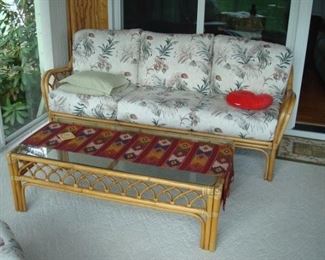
[[73, 29, 141, 84], [138, 31, 214, 93], [211, 35, 293, 101]]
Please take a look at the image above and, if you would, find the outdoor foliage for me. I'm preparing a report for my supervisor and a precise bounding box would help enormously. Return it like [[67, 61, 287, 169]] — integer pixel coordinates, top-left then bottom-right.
[[0, 0, 41, 136]]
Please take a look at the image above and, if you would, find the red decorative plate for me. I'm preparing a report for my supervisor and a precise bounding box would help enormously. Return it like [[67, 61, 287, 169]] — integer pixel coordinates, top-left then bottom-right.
[[226, 90, 273, 110]]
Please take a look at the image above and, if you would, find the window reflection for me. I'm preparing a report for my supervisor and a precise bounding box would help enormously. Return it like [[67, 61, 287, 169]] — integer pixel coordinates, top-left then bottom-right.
[[123, 0, 291, 44], [205, 0, 291, 44], [124, 0, 198, 33]]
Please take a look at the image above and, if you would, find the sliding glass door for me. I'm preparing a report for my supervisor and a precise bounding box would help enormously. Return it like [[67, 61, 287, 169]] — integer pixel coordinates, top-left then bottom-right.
[[124, 0, 198, 33], [122, 0, 291, 43], [0, 0, 42, 146]]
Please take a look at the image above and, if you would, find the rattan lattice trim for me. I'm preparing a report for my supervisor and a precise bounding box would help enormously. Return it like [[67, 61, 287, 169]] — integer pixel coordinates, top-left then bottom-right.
[[19, 162, 208, 209], [48, 70, 71, 91]]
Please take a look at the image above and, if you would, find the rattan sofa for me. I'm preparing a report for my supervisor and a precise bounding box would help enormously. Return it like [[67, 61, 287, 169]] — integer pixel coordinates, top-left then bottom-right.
[[42, 29, 295, 181]]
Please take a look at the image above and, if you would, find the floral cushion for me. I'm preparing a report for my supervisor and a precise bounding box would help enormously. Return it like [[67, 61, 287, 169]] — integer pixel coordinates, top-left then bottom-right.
[[117, 86, 203, 129], [117, 88, 280, 141], [49, 84, 139, 119], [73, 29, 141, 84], [0, 220, 24, 259], [193, 95, 280, 141], [138, 31, 214, 93], [210, 35, 293, 101]]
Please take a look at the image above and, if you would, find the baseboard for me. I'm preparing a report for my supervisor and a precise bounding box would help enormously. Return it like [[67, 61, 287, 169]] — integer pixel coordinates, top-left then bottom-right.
[[294, 123, 325, 134]]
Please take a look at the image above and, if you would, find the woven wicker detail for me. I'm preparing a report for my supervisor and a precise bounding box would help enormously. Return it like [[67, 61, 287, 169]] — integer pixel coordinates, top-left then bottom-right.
[[47, 69, 72, 92], [21, 163, 208, 209]]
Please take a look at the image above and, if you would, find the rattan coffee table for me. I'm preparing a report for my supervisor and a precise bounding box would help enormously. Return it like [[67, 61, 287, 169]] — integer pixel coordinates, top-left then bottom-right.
[[7, 123, 233, 251]]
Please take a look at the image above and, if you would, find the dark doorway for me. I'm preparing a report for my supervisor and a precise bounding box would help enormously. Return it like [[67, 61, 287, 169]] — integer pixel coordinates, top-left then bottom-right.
[[296, 6, 325, 132]]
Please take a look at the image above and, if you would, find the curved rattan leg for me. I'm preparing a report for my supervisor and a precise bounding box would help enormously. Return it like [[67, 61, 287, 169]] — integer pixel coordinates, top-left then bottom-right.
[[200, 191, 221, 251], [207, 192, 221, 251], [248, 148, 270, 180], [266, 147, 277, 181], [262, 150, 270, 181], [7, 156, 27, 212], [201, 194, 213, 250], [20, 185, 27, 211]]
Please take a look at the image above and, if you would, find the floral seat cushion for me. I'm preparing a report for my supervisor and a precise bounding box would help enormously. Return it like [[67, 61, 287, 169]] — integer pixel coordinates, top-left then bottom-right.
[[193, 94, 280, 141], [116, 88, 280, 141], [0, 220, 24, 260], [49, 83, 139, 119], [116, 86, 203, 130]]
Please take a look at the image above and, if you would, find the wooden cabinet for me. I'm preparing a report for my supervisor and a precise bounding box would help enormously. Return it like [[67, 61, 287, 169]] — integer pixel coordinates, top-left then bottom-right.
[[67, 0, 108, 57]]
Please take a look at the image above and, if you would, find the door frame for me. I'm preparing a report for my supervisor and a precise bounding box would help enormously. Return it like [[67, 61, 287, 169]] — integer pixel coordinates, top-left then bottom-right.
[[285, 0, 325, 140], [0, 108, 5, 147], [0, 0, 69, 149]]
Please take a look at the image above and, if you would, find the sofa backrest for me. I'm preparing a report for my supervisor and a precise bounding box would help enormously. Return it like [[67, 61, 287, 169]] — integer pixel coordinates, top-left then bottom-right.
[[138, 31, 214, 93], [211, 35, 293, 100], [72, 29, 293, 100], [72, 29, 141, 84]]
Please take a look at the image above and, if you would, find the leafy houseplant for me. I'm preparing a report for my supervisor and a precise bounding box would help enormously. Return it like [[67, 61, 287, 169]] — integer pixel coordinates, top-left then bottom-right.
[[0, 0, 41, 136]]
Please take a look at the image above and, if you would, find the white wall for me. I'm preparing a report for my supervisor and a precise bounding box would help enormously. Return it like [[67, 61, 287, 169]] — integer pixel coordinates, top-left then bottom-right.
[[35, 0, 69, 72], [34, 0, 68, 117]]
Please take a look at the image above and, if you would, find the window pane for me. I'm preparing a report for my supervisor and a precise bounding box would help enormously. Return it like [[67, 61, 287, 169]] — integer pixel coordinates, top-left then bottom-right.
[[204, 0, 291, 44], [0, 0, 42, 137], [124, 0, 198, 33]]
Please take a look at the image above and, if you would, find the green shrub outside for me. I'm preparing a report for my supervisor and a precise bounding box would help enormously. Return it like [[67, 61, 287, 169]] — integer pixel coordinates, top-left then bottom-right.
[[0, 0, 41, 137]]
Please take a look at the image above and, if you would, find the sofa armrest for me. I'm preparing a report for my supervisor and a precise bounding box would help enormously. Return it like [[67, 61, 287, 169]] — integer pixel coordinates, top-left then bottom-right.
[[273, 70, 296, 147], [41, 62, 72, 112]]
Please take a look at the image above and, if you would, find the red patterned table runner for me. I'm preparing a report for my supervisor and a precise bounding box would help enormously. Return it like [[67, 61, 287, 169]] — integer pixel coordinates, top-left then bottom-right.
[[23, 122, 234, 205]]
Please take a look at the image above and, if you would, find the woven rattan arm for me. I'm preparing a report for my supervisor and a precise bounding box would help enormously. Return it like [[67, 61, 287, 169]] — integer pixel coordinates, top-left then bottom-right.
[[273, 69, 296, 147], [41, 62, 72, 112]]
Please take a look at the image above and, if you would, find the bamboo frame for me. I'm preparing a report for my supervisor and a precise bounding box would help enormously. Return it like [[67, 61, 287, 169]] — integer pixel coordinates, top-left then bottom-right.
[[7, 149, 225, 251], [41, 63, 296, 181]]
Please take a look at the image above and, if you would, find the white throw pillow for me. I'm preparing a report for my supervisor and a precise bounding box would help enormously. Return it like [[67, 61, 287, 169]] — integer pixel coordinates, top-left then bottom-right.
[[59, 71, 129, 96]]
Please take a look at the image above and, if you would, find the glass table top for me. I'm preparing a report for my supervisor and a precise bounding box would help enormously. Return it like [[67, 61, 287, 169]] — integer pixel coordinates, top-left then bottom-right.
[[13, 143, 220, 186]]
